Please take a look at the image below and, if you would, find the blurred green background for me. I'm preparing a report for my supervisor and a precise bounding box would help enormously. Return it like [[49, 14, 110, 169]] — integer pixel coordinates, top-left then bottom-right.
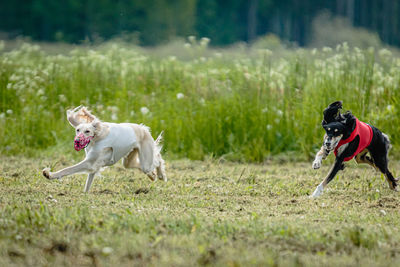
[[1, 0, 399, 48]]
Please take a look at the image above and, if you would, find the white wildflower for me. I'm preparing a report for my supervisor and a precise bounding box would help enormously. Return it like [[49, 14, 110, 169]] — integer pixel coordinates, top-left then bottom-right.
[[176, 93, 184, 99], [0, 113, 5, 119], [322, 47, 332, 53], [379, 209, 386, 216], [200, 37, 210, 47], [379, 48, 392, 58], [58, 94, 67, 103], [184, 43, 191, 49], [188, 36, 196, 44], [6, 109, 13, 115], [140, 107, 149, 115], [37, 89, 45, 96], [266, 124, 272, 130], [102, 247, 113, 255], [111, 114, 118, 121]]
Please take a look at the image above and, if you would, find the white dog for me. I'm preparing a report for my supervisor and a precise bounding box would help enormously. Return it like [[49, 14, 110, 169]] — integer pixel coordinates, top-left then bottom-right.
[[43, 106, 167, 192]]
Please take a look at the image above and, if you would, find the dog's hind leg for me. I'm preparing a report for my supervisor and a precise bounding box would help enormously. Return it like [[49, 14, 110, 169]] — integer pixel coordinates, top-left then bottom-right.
[[138, 137, 157, 181], [311, 158, 345, 198], [156, 153, 167, 181], [123, 149, 141, 169], [371, 152, 398, 191], [354, 149, 378, 170]]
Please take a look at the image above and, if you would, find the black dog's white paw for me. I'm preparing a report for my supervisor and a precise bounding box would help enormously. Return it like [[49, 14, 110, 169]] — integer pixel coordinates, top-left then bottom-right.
[[312, 160, 321, 169]]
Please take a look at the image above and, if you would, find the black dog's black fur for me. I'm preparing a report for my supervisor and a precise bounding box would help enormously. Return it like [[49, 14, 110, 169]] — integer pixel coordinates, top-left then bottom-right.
[[312, 101, 398, 196]]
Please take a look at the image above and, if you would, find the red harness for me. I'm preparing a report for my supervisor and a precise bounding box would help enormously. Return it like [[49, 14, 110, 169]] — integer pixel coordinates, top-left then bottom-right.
[[334, 118, 373, 161]]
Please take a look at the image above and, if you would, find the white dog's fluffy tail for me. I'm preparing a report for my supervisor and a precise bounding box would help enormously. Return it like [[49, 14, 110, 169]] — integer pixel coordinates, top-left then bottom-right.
[[154, 131, 164, 154], [154, 131, 166, 181]]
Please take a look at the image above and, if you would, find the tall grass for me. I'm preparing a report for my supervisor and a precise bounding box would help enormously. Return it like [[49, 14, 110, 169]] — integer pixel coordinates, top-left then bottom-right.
[[1, 41, 399, 161]]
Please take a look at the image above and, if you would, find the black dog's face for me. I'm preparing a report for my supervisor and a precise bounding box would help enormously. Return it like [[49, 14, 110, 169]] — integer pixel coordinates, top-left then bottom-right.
[[322, 122, 345, 151]]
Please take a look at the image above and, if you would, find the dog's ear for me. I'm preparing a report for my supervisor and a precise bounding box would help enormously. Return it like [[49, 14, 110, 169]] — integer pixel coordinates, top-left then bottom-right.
[[92, 119, 101, 128], [67, 106, 96, 127], [342, 111, 356, 130], [323, 101, 343, 123], [77, 107, 96, 123], [91, 119, 103, 136], [67, 106, 82, 128], [327, 101, 343, 109]]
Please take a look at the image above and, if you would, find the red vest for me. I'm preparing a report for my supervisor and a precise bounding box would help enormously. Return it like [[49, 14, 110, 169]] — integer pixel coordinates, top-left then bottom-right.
[[334, 118, 373, 161]]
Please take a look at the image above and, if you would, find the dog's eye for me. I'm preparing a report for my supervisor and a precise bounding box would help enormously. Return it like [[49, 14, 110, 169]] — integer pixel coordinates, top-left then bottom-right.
[[77, 129, 80, 132], [85, 130, 90, 134]]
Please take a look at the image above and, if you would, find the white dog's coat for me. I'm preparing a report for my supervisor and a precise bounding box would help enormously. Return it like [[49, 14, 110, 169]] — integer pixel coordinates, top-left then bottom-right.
[[43, 106, 167, 192], [89, 123, 138, 165]]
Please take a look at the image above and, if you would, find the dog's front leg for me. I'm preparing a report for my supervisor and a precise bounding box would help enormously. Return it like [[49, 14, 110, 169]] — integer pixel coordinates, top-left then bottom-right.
[[43, 159, 94, 180], [84, 173, 96, 193], [311, 157, 344, 198], [312, 145, 330, 169]]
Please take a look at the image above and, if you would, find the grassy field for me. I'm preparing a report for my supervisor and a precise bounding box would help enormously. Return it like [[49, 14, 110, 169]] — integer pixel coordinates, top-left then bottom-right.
[[1, 155, 400, 266]]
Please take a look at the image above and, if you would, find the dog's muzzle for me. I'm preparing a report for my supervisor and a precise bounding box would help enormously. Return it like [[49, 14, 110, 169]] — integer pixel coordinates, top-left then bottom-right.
[[74, 133, 93, 151]]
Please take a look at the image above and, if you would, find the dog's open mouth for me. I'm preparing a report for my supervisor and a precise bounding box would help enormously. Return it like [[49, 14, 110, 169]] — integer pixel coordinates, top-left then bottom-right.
[[74, 134, 93, 151]]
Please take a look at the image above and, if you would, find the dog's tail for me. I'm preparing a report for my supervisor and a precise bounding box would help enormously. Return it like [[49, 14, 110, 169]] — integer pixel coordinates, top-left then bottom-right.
[[382, 133, 392, 153], [154, 131, 164, 154]]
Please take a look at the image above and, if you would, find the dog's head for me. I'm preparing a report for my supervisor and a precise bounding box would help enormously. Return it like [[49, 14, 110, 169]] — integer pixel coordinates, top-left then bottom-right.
[[74, 120, 101, 151], [321, 110, 356, 152], [322, 122, 345, 151]]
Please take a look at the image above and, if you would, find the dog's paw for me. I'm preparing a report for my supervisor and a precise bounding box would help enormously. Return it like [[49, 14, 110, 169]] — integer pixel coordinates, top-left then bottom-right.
[[312, 160, 321, 169], [310, 184, 324, 198], [146, 171, 157, 181], [42, 168, 51, 179], [391, 183, 399, 192]]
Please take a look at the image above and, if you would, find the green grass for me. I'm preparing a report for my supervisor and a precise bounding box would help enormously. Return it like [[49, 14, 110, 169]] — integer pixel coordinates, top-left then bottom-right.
[[1, 41, 400, 161], [1, 156, 400, 266]]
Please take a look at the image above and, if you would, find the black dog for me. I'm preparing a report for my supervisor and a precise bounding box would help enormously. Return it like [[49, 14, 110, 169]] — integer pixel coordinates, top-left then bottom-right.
[[311, 101, 398, 197]]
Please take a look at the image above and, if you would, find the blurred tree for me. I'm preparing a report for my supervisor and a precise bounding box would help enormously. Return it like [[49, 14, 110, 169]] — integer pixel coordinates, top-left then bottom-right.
[[1, 0, 400, 47]]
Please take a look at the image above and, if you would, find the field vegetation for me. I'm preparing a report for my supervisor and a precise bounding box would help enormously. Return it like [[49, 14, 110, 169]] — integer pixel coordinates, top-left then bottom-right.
[[1, 39, 400, 161]]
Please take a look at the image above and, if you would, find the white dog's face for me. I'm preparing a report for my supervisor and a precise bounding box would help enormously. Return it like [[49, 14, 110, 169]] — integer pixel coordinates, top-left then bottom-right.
[[76, 123, 96, 138]]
